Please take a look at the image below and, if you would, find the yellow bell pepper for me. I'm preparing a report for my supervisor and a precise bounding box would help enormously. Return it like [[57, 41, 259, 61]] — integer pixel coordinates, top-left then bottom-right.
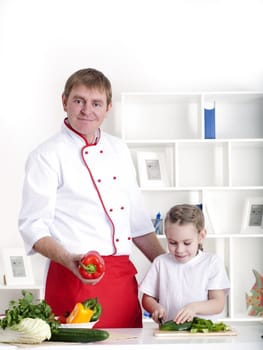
[[66, 302, 94, 324]]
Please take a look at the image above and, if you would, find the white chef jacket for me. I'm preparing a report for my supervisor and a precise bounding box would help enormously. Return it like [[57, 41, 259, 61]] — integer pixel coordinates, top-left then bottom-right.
[[19, 120, 154, 256], [139, 251, 230, 321]]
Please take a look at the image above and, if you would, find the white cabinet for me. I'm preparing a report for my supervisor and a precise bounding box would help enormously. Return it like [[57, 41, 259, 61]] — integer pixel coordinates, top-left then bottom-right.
[[0, 254, 46, 314], [123, 92, 263, 322]]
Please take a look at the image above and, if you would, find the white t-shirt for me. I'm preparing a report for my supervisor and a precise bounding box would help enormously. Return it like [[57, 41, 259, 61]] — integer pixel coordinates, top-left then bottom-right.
[[140, 250, 230, 321]]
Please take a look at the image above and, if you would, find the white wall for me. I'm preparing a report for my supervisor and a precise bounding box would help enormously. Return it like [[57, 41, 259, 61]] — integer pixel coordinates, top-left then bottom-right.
[[0, 0, 263, 281]]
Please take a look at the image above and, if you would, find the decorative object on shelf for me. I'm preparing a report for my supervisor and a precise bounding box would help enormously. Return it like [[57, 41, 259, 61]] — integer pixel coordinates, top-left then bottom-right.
[[204, 101, 216, 139], [0, 248, 34, 286], [136, 151, 169, 188], [143, 310, 152, 319], [241, 197, 263, 234], [152, 212, 163, 235], [203, 202, 219, 234], [246, 269, 263, 317], [195, 203, 203, 210]]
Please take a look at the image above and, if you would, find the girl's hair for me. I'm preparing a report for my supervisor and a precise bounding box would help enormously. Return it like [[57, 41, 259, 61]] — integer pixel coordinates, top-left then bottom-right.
[[165, 204, 205, 249], [63, 68, 112, 106]]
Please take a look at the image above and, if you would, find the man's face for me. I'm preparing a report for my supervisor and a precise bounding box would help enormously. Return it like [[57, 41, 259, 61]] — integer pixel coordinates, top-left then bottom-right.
[[62, 84, 112, 142]]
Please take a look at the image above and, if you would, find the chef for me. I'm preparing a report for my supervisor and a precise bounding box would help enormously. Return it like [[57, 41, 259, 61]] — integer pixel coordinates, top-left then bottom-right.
[[18, 68, 165, 328]]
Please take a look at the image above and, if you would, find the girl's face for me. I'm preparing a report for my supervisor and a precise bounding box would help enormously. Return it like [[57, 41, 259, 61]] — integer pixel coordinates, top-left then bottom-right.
[[165, 222, 206, 264]]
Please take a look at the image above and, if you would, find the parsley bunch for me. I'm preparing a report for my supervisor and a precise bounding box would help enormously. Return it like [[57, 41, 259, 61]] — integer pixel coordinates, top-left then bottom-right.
[[0, 290, 59, 334]]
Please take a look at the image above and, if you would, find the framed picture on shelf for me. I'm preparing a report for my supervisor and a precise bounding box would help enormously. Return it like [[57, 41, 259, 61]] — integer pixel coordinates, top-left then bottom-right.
[[241, 197, 263, 234], [1, 248, 34, 286], [136, 151, 169, 188]]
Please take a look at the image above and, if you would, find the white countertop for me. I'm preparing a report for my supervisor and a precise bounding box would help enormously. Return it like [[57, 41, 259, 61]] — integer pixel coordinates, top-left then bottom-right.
[[0, 321, 262, 350]]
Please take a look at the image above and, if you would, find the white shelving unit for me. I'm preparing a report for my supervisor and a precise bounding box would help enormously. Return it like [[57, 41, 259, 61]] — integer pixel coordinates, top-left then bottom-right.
[[123, 92, 263, 322], [0, 254, 46, 314]]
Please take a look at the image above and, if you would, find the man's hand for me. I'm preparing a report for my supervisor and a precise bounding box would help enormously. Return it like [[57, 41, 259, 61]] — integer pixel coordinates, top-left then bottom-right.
[[33, 236, 103, 284], [67, 253, 104, 285]]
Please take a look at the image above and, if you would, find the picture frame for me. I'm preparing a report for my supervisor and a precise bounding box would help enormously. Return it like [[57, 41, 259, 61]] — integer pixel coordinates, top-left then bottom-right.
[[241, 197, 263, 234], [136, 151, 169, 187], [1, 248, 34, 286]]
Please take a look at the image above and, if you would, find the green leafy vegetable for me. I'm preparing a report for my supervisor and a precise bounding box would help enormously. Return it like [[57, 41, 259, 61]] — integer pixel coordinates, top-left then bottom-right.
[[0, 318, 51, 344], [190, 317, 230, 333], [0, 290, 59, 334], [159, 317, 231, 333], [160, 320, 193, 331]]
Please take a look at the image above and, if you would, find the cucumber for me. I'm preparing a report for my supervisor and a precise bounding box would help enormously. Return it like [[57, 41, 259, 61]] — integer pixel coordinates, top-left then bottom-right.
[[160, 320, 193, 331], [49, 328, 109, 343]]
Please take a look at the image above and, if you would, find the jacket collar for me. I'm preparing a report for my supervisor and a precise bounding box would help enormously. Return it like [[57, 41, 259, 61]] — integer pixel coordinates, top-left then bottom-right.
[[63, 118, 101, 146]]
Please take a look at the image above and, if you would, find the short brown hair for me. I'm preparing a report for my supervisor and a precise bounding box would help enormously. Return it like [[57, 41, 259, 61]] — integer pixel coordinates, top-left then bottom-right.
[[165, 204, 205, 233], [63, 68, 112, 106]]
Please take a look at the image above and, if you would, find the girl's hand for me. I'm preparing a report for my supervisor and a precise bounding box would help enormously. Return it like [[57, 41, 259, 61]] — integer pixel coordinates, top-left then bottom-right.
[[174, 304, 196, 324], [151, 304, 167, 324]]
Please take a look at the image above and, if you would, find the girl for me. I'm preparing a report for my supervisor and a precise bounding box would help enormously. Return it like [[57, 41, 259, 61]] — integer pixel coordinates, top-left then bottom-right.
[[140, 204, 230, 324]]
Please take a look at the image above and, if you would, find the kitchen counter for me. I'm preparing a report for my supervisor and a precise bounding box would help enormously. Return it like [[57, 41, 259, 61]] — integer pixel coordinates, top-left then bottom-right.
[[0, 321, 262, 350]]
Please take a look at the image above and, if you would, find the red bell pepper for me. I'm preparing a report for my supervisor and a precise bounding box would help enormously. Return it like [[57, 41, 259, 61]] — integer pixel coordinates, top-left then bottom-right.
[[78, 250, 105, 279]]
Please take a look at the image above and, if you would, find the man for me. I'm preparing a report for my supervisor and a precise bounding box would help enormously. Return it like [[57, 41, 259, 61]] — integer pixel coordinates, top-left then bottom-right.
[[19, 68, 165, 327]]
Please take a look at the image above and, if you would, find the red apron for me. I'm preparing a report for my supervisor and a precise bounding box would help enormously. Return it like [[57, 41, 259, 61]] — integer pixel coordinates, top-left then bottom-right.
[[45, 255, 142, 328]]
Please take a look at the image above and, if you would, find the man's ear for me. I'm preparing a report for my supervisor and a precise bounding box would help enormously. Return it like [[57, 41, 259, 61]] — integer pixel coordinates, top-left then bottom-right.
[[106, 101, 112, 113], [62, 94, 67, 111]]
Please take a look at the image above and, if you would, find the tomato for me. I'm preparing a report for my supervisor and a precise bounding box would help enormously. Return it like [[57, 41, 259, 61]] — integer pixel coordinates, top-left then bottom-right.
[[78, 250, 105, 279], [57, 315, 67, 324]]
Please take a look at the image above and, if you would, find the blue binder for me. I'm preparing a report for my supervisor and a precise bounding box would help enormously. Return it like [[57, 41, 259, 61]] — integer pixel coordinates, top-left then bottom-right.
[[204, 107, 216, 139]]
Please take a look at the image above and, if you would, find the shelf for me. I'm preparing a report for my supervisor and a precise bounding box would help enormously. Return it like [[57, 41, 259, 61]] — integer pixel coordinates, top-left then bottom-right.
[[177, 142, 229, 187], [0, 284, 42, 290], [123, 91, 263, 324], [203, 92, 263, 139], [156, 233, 263, 239], [139, 186, 263, 191], [122, 93, 202, 140], [231, 141, 263, 186], [128, 140, 263, 188]]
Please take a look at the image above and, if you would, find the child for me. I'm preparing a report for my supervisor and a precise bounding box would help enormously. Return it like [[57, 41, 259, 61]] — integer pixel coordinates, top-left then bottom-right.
[[140, 204, 230, 324]]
